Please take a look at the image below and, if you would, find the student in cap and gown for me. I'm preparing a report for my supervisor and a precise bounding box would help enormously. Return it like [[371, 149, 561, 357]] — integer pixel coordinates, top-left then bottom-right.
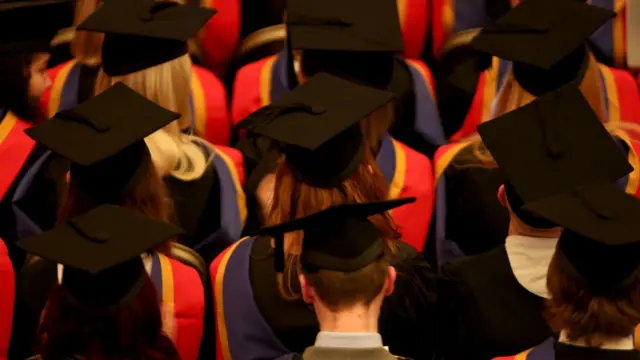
[[432, 0, 640, 265], [43, 0, 233, 146], [9, 84, 209, 360], [76, 0, 247, 260], [254, 198, 416, 360], [0, 0, 71, 270], [231, 0, 445, 159], [212, 73, 437, 360], [437, 86, 634, 360], [439, 0, 640, 142], [498, 184, 640, 360], [19, 205, 182, 360]]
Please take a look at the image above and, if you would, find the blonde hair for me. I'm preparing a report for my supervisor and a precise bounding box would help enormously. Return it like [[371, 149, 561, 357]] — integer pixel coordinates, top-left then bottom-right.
[[70, 0, 103, 66], [95, 55, 214, 182]]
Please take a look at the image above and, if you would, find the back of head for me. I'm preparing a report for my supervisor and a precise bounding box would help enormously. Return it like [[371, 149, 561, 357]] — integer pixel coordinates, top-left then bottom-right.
[[37, 274, 180, 360], [95, 56, 213, 181]]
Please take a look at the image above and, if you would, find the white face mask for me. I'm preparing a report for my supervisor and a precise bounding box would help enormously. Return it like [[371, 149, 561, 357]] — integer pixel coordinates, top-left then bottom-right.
[[505, 235, 559, 299]]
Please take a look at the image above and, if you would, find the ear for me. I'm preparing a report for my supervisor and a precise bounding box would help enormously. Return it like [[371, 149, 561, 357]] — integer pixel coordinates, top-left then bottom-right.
[[497, 184, 507, 207], [299, 274, 314, 304], [383, 266, 397, 296]]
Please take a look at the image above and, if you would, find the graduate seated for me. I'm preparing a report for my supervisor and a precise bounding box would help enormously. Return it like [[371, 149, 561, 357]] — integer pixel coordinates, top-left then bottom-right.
[[9, 84, 207, 360], [42, 0, 233, 146], [433, 0, 640, 265], [211, 74, 437, 360], [231, 0, 444, 159], [255, 199, 413, 360], [498, 183, 640, 360], [442, 0, 640, 142], [0, 238, 14, 360], [0, 0, 71, 270], [437, 86, 634, 360], [76, 0, 246, 260], [17, 205, 182, 360]]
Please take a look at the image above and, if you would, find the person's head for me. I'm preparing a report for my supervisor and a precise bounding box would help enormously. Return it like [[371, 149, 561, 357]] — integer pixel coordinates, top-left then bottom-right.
[[300, 255, 396, 320], [495, 184, 562, 238], [95, 56, 214, 181], [0, 51, 51, 122], [37, 275, 179, 360], [545, 249, 640, 346]]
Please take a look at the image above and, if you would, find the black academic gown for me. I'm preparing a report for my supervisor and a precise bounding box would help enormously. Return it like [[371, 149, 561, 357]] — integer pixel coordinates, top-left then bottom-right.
[[437, 245, 553, 360], [250, 238, 438, 360]]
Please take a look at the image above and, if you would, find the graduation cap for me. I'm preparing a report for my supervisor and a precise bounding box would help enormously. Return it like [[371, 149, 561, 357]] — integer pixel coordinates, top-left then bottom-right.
[[253, 198, 415, 272], [18, 204, 182, 307], [525, 183, 640, 294], [25, 82, 180, 199], [77, 0, 216, 76], [238, 72, 396, 188], [473, 0, 613, 95], [477, 85, 632, 227], [0, 0, 73, 53]]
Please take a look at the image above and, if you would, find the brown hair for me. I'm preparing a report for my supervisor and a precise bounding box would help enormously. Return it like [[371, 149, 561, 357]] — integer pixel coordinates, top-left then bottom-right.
[[71, 0, 103, 66], [266, 149, 398, 300], [303, 255, 391, 312], [361, 102, 396, 155], [545, 252, 640, 346]]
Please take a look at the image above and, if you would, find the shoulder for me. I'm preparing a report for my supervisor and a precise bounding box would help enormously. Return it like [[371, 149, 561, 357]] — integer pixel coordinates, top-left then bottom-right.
[[192, 65, 226, 91], [214, 145, 246, 185], [209, 236, 255, 276], [233, 55, 277, 84], [440, 246, 509, 285]]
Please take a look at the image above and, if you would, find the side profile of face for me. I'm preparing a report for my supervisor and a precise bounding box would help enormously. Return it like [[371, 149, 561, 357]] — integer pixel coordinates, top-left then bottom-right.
[[28, 52, 52, 101]]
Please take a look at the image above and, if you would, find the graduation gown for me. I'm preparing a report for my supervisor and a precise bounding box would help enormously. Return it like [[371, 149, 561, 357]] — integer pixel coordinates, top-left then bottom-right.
[[0, 238, 14, 360], [448, 59, 640, 142], [9, 251, 206, 360], [41, 60, 232, 145], [495, 337, 640, 360], [0, 111, 47, 270], [167, 145, 247, 263], [230, 50, 445, 158], [437, 245, 553, 360], [192, 0, 241, 77], [431, 0, 626, 67], [210, 236, 438, 360]]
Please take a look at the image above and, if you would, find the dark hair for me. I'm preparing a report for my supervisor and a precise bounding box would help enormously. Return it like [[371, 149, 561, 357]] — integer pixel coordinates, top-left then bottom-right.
[[37, 275, 180, 360], [303, 254, 391, 312], [0, 51, 41, 122], [545, 251, 640, 346]]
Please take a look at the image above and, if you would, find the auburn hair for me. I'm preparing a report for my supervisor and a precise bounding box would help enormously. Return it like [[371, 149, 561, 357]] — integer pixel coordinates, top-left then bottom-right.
[[265, 149, 400, 300], [37, 275, 179, 360], [545, 252, 640, 346]]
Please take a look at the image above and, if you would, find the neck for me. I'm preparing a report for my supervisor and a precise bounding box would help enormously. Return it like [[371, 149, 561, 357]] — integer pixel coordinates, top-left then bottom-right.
[[508, 216, 562, 238], [315, 303, 380, 333]]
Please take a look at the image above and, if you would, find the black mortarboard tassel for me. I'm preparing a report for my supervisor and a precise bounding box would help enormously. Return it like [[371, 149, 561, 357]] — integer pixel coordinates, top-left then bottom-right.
[[77, 0, 216, 76], [252, 198, 415, 272], [18, 204, 183, 307]]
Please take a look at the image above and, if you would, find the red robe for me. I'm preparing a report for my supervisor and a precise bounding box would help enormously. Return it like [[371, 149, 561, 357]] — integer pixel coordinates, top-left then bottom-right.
[[41, 61, 232, 145], [0, 238, 14, 360], [196, 0, 241, 78], [0, 112, 35, 201], [397, 0, 429, 59]]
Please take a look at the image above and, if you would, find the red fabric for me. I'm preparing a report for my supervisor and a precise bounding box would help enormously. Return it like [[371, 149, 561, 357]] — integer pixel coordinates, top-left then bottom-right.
[[209, 244, 236, 360], [401, 0, 428, 59], [231, 57, 273, 125], [40, 61, 69, 114], [169, 257, 205, 360], [215, 145, 246, 185], [392, 141, 434, 252], [0, 239, 14, 360], [449, 72, 488, 142], [493, 356, 517, 360], [199, 0, 241, 77], [431, 0, 447, 57], [611, 68, 640, 125], [192, 65, 232, 145], [0, 118, 35, 201]]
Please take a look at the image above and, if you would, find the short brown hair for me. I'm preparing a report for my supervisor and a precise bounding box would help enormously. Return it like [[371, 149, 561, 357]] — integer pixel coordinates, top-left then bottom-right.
[[545, 251, 640, 346], [303, 254, 391, 312]]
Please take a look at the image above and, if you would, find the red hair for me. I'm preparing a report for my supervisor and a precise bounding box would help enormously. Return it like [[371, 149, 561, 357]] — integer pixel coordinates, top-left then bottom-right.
[[37, 275, 179, 360]]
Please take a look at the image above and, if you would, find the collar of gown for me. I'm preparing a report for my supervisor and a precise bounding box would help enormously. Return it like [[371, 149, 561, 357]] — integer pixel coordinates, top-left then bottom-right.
[[314, 331, 384, 349], [505, 235, 558, 299], [559, 331, 635, 350]]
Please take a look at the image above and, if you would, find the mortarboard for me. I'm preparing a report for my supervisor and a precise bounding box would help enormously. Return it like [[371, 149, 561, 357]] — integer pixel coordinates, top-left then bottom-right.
[[525, 183, 640, 294], [469, 0, 615, 95], [0, 0, 73, 54], [77, 0, 216, 76], [252, 198, 415, 272], [18, 204, 182, 307], [25, 82, 180, 199], [238, 72, 396, 188], [477, 85, 632, 227]]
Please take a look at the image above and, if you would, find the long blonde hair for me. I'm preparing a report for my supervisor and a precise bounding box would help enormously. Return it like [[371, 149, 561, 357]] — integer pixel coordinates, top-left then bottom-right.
[[95, 55, 214, 181], [70, 0, 103, 66]]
